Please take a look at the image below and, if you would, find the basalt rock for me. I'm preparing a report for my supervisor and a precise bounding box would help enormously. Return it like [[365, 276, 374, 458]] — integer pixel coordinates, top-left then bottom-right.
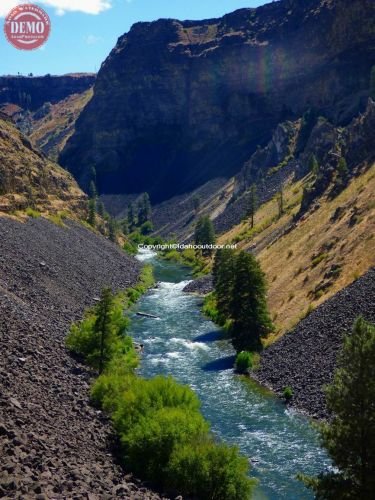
[[60, 0, 375, 203], [0, 74, 95, 112]]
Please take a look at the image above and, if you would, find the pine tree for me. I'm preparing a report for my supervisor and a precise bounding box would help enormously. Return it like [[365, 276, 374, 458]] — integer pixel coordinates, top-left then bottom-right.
[[88, 198, 96, 227], [127, 203, 136, 232], [89, 180, 97, 199], [138, 193, 152, 226], [94, 288, 115, 374], [229, 251, 273, 351], [212, 249, 236, 319], [247, 184, 257, 229], [97, 201, 105, 218], [302, 317, 375, 499], [194, 216, 216, 257]]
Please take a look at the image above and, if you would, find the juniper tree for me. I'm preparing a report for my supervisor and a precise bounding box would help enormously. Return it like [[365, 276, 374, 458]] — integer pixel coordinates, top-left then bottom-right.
[[301, 317, 375, 499]]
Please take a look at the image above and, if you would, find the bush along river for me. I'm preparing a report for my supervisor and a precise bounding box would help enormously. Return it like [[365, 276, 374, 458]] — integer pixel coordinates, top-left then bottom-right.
[[132, 250, 330, 499]]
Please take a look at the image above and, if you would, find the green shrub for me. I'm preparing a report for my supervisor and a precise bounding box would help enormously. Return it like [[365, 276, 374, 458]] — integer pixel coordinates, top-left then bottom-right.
[[235, 352, 253, 374], [111, 375, 202, 436], [25, 207, 41, 218], [311, 252, 328, 268], [167, 440, 256, 500], [283, 386, 294, 401], [71, 273, 254, 499], [123, 240, 138, 255], [121, 407, 209, 486]]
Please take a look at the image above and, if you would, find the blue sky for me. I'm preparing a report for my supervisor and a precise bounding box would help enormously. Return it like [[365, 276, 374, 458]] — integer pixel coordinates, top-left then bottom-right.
[[1, 0, 267, 75]]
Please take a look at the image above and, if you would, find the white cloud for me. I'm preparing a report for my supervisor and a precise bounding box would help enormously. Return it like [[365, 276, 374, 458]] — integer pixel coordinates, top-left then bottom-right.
[[0, 0, 112, 17]]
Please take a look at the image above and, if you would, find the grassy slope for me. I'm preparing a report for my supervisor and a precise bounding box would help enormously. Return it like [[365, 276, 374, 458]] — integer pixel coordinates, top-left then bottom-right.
[[30, 89, 93, 161], [0, 115, 86, 217], [219, 165, 375, 342]]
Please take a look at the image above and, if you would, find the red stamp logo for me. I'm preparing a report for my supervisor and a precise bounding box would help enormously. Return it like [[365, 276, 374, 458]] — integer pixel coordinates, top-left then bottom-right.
[[4, 4, 51, 51]]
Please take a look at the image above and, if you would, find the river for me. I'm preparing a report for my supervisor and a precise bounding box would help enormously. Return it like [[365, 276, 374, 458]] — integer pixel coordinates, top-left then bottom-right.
[[131, 250, 330, 499]]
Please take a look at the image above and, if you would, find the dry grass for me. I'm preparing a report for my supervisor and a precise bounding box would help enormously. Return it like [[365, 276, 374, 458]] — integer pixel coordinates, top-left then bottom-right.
[[30, 89, 93, 161], [0, 116, 86, 218], [220, 165, 375, 342]]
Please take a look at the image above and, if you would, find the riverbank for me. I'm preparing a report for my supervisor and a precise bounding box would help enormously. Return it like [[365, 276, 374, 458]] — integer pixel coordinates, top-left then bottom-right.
[[132, 251, 330, 500], [0, 217, 162, 498]]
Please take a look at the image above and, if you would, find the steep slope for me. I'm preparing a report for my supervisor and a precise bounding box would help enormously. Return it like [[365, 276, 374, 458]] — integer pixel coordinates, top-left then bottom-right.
[[0, 217, 161, 499], [61, 0, 375, 202], [254, 267, 375, 418], [217, 100, 375, 337], [0, 113, 85, 215], [0, 75, 95, 161]]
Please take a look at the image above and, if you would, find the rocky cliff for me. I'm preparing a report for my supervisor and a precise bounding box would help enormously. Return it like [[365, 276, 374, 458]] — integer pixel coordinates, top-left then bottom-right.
[[61, 0, 375, 202], [0, 74, 95, 111]]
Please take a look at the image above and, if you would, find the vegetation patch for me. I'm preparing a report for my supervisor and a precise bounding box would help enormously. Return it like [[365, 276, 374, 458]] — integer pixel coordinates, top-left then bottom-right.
[[311, 252, 328, 268], [25, 207, 41, 218], [66, 268, 255, 499]]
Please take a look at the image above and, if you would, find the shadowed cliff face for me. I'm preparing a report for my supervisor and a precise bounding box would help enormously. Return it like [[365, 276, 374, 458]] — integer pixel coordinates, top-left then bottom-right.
[[60, 0, 375, 203]]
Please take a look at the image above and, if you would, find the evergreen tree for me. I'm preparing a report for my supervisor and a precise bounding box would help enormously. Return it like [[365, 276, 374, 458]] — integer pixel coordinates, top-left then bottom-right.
[[302, 317, 375, 499], [370, 65, 375, 100], [97, 201, 105, 218], [247, 184, 257, 229], [94, 288, 115, 374], [138, 193, 152, 226], [194, 216, 216, 257], [229, 251, 273, 351], [89, 180, 97, 199], [127, 203, 136, 232], [88, 198, 96, 227], [212, 249, 236, 319]]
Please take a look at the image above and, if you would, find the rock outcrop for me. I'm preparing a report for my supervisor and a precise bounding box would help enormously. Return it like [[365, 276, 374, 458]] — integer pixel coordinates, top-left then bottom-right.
[[0, 74, 95, 111], [61, 0, 375, 203]]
